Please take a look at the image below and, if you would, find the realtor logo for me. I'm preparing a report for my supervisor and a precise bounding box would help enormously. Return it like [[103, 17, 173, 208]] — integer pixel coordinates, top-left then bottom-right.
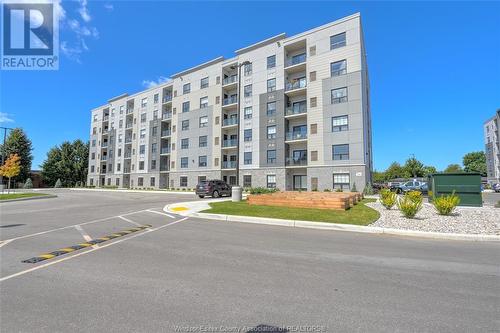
[[1, 1, 59, 70]]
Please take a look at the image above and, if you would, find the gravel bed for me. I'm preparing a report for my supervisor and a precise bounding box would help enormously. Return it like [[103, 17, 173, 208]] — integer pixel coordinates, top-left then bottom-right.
[[367, 201, 500, 235]]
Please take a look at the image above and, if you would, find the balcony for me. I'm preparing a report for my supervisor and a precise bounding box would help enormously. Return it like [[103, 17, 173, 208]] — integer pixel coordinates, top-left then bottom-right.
[[286, 157, 307, 167], [160, 165, 170, 172], [161, 147, 171, 155], [222, 96, 238, 107], [126, 108, 134, 114], [222, 117, 238, 127], [285, 78, 307, 95], [123, 168, 130, 174], [222, 75, 238, 88], [285, 131, 307, 142], [125, 123, 133, 129], [125, 137, 132, 144], [162, 111, 172, 120], [102, 115, 109, 122], [163, 95, 172, 103], [101, 156, 107, 161], [285, 104, 307, 117], [222, 161, 237, 169], [222, 139, 238, 148], [161, 129, 171, 137], [284, 53, 307, 73], [101, 142, 108, 148], [124, 152, 131, 159]]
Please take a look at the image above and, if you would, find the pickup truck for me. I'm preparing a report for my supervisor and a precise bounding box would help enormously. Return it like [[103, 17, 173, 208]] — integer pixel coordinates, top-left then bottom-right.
[[393, 181, 428, 194]]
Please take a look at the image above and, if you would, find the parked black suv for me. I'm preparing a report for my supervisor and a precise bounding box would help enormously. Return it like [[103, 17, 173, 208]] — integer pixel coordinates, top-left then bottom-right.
[[195, 180, 232, 198]]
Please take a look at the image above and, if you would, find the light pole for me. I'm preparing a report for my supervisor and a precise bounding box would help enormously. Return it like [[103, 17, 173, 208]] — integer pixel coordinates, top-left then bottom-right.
[[235, 60, 250, 187]]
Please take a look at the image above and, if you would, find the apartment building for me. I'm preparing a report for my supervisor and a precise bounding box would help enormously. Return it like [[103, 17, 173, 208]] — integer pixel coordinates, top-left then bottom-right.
[[87, 13, 372, 191], [484, 110, 500, 183]]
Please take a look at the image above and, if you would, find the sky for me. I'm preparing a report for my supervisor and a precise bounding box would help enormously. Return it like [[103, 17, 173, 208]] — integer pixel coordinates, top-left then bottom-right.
[[1, 1, 499, 171]]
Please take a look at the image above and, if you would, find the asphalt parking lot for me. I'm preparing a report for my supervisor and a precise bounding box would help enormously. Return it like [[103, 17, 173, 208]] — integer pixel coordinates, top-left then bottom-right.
[[1, 189, 499, 332]]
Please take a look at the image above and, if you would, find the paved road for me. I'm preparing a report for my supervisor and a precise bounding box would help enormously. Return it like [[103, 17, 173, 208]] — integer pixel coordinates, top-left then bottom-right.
[[1, 190, 499, 332]]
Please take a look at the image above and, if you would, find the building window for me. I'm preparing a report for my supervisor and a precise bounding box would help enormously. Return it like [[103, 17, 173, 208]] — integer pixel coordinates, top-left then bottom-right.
[[119, 105, 124, 114], [182, 120, 189, 131], [140, 128, 146, 139], [93, 127, 97, 134], [198, 176, 207, 184], [154, 94, 159, 104], [331, 59, 347, 77], [244, 107, 252, 119], [267, 175, 276, 188], [244, 84, 252, 97], [267, 102, 276, 116], [199, 116, 208, 128], [331, 87, 348, 104], [311, 151, 318, 161], [332, 144, 349, 160], [244, 129, 252, 142], [267, 55, 276, 69], [90, 165, 95, 172], [139, 145, 145, 155], [243, 175, 252, 187], [267, 125, 276, 139], [330, 32, 346, 50], [139, 161, 145, 170], [180, 176, 188, 187], [200, 96, 209, 109], [151, 126, 158, 137], [244, 63, 252, 76], [115, 178, 120, 186], [150, 177, 155, 187], [118, 149, 121, 157], [333, 173, 350, 190], [182, 101, 190, 113], [151, 160, 156, 170], [199, 135, 207, 147], [91, 152, 95, 160], [92, 140, 96, 147], [153, 110, 158, 120], [267, 150, 276, 163], [181, 157, 188, 168], [198, 155, 207, 167], [183, 83, 191, 94], [152, 143, 158, 154], [200, 77, 209, 89], [267, 78, 276, 92], [141, 98, 147, 108], [310, 71, 316, 82], [119, 119, 123, 128], [244, 152, 252, 165], [332, 115, 349, 132], [181, 138, 189, 149]]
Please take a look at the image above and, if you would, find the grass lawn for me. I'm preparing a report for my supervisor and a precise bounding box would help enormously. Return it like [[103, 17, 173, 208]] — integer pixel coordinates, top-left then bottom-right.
[[202, 198, 380, 226], [0, 193, 50, 201]]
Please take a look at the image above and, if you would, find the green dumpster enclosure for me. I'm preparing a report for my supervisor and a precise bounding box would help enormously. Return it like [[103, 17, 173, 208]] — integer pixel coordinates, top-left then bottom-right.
[[427, 173, 482, 207]]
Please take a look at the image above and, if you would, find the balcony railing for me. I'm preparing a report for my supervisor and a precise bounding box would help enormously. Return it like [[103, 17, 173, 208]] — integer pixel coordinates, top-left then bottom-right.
[[126, 108, 134, 114], [125, 137, 132, 143], [285, 79, 307, 91], [286, 132, 307, 141], [101, 142, 108, 147], [223, 75, 237, 85], [222, 139, 238, 147], [223, 96, 238, 106], [222, 161, 237, 169], [103, 115, 109, 122], [286, 157, 308, 166], [162, 111, 172, 120], [124, 152, 131, 158], [123, 168, 130, 173], [161, 147, 171, 154], [101, 156, 107, 161], [125, 123, 133, 129], [285, 105, 307, 116], [160, 165, 170, 171], [285, 53, 306, 67], [163, 95, 172, 103], [161, 129, 171, 137], [222, 117, 238, 127]]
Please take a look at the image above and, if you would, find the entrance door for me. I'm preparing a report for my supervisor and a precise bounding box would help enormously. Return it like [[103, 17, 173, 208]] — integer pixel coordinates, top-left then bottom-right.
[[293, 175, 307, 191]]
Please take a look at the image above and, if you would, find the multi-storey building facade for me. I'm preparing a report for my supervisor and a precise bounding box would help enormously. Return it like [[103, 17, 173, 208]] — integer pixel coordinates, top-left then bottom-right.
[[87, 13, 372, 191], [484, 110, 500, 183]]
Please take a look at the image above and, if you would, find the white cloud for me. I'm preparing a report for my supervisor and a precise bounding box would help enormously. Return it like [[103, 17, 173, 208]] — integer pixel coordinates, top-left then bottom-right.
[[104, 3, 114, 11], [78, 0, 91, 22], [0, 112, 14, 123], [142, 77, 170, 88]]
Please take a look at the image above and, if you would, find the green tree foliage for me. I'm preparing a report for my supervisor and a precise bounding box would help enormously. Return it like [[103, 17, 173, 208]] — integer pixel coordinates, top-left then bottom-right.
[[422, 165, 437, 176], [403, 156, 425, 178], [54, 179, 62, 188], [385, 162, 405, 180], [462, 151, 487, 175], [0, 128, 33, 182], [372, 170, 386, 183], [443, 164, 463, 173], [41, 140, 89, 187]]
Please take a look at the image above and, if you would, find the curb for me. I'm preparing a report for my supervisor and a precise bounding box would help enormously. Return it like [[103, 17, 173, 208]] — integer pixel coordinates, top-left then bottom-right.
[[70, 188, 197, 195], [0, 194, 57, 203], [186, 212, 500, 242]]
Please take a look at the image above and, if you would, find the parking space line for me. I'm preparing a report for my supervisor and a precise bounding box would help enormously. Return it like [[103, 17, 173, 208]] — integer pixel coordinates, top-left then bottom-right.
[[146, 209, 175, 218], [74, 225, 98, 249], [1, 217, 188, 282], [0, 240, 13, 248], [118, 216, 143, 227]]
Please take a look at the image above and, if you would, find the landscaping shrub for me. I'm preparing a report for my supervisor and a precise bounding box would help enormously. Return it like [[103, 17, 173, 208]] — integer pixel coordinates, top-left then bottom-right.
[[433, 191, 460, 215], [363, 183, 374, 195], [397, 191, 423, 218], [495, 201, 500, 208], [249, 187, 278, 195], [379, 188, 397, 209], [23, 178, 33, 189], [323, 189, 331, 192], [351, 182, 357, 192], [54, 179, 62, 188], [335, 188, 343, 192]]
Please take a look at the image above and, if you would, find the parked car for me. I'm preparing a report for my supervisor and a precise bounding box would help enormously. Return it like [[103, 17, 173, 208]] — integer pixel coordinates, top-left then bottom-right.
[[493, 183, 500, 193], [195, 179, 232, 198], [394, 180, 428, 194]]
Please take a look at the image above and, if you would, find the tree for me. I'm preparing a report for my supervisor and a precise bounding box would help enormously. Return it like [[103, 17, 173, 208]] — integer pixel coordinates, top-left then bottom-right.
[[54, 179, 62, 188], [0, 128, 33, 182], [385, 162, 405, 180], [444, 164, 463, 173], [403, 156, 425, 178], [463, 151, 487, 175], [351, 182, 357, 192], [23, 178, 33, 189], [41, 140, 89, 187], [372, 170, 386, 183], [0, 154, 21, 192], [422, 165, 437, 176]]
